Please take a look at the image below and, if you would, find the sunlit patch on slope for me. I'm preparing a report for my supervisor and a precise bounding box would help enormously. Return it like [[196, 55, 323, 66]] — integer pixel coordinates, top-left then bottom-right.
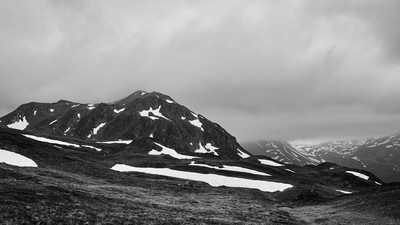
[[111, 164, 293, 192], [0, 149, 38, 167]]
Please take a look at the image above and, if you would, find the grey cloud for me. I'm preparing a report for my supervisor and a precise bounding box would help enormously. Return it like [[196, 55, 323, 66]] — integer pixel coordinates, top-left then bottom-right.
[[1, 0, 400, 142]]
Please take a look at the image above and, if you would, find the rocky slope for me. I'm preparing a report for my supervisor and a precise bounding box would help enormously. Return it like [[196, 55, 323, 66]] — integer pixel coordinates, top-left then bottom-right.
[[0, 91, 249, 160]]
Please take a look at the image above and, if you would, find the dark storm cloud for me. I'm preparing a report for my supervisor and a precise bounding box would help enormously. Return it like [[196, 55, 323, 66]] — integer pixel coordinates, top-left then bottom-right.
[[1, 0, 400, 142]]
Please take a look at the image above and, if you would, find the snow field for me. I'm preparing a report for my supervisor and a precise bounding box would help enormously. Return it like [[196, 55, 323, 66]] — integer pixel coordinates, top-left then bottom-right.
[[7, 116, 29, 130], [111, 164, 293, 192], [0, 149, 38, 167]]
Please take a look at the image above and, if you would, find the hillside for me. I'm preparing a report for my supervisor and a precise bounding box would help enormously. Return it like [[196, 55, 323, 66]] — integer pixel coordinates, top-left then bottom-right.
[[0, 91, 398, 224]]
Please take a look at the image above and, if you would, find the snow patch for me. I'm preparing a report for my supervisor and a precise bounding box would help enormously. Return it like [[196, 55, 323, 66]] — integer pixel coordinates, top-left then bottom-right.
[[49, 119, 57, 125], [0, 149, 38, 167], [166, 99, 174, 103], [148, 143, 198, 159], [7, 116, 29, 130], [64, 127, 70, 135], [23, 134, 80, 148], [149, 133, 154, 138], [93, 122, 106, 135], [77, 113, 81, 118], [87, 104, 95, 110], [33, 110, 37, 115], [285, 169, 296, 173], [237, 149, 250, 158], [111, 164, 293, 192], [114, 108, 125, 113], [97, 140, 132, 144], [189, 161, 271, 176], [195, 143, 219, 156], [336, 190, 352, 194], [346, 171, 369, 180], [189, 118, 204, 131], [82, 145, 102, 152], [258, 159, 284, 167], [50, 109, 54, 112], [139, 106, 170, 121]]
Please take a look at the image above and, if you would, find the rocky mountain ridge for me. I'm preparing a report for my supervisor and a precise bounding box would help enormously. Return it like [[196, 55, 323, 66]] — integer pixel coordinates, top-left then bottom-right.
[[243, 135, 400, 182], [0, 91, 249, 160]]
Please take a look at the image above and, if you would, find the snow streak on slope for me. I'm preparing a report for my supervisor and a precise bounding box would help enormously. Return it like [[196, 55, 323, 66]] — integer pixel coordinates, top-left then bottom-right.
[[97, 140, 132, 144], [7, 116, 29, 130], [258, 159, 284, 167], [81, 145, 102, 152], [23, 134, 80, 148], [111, 164, 293, 192], [346, 171, 369, 180], [148, 143, 198, 159], [93, 122, 106, 135], [237, 149, 250, 158], [0, 149, 38, 167], [189, 161, 271, 176]]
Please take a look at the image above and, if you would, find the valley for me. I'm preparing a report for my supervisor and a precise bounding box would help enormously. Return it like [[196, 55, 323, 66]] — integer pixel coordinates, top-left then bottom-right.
[[0, 91, 399, 224]]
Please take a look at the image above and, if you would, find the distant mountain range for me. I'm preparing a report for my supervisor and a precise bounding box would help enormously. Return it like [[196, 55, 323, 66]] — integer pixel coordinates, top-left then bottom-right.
[[242, 135, 400, 182]]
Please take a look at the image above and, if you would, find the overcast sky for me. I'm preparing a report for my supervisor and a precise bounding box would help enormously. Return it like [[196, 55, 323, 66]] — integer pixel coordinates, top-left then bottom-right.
[[1, 0, 400, 142]]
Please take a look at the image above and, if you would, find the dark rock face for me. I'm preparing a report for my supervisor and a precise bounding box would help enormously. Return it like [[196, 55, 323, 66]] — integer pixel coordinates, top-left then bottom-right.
[[0, 91, 249, 159]]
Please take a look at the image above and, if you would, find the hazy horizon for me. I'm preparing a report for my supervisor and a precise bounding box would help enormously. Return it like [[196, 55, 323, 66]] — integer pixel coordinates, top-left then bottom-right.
[[1, 1, 400, 143]]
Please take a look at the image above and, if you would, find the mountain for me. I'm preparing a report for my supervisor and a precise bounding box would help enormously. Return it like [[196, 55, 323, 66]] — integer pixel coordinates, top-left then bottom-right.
[[244, 135, 400, 182], [0, 90, 397, 224], [0, 91, 249, 160], [241, 140, 320, 166]]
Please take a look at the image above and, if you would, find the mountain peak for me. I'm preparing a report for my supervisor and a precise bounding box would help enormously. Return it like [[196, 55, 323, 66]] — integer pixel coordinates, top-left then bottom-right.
[[112, 90, 175, 105], [0, 90, 249, 159]]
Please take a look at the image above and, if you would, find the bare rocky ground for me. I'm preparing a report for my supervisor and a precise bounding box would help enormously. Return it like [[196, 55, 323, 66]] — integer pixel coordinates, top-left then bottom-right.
[[1, 163, 400, 225]]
